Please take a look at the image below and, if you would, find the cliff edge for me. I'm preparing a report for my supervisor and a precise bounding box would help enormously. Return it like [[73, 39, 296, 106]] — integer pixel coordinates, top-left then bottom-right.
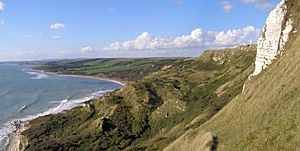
[[251, 0, 295, 76]]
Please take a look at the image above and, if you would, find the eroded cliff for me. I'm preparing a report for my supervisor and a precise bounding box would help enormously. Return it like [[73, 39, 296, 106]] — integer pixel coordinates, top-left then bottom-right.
[[251, 0, 294, 76]]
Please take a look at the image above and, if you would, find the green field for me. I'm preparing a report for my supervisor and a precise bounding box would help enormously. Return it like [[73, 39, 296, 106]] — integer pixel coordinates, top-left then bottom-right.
[[36, 58, 183, 82]]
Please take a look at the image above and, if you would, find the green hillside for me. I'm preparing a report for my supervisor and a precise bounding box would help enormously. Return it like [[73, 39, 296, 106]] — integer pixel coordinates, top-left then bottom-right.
[[21, 45, 256, 150], [35, 58, 182, 82], [165, 1, 300, 150]]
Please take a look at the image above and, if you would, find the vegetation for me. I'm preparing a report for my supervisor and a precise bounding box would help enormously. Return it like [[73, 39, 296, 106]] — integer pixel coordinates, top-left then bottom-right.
[[165, 1, 300, 151], [14, 1, 300, 151], [22, 45, 257, 150], [35, 58, 182, 82]]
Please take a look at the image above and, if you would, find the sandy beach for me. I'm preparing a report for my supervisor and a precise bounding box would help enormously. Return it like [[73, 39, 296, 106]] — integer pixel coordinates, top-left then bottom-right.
[[37, 70, 128, 86], [56, 73, 127, 86]]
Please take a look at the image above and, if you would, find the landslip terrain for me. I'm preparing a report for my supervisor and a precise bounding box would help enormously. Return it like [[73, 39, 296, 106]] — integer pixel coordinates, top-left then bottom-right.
[[12, 0, 300, 150], [20, 45, 256, 151]]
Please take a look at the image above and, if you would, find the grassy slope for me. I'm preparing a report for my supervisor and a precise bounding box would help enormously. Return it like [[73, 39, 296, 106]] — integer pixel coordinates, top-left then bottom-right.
[[165, 1, 300, 150], [35, 58, 182, 82], [22, 45, 256, 151]]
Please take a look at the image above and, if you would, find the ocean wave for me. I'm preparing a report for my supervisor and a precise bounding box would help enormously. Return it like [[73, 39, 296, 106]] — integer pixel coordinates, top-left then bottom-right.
[[18, 105, 27, 113], [104, 79, 125, 86], [26, 71, 48, 80], [0, 89, 113, 149]]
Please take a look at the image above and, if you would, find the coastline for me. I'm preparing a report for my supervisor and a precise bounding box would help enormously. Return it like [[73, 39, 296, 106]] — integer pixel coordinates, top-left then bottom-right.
[[38, 70, 128, 86], [54, 73, 127, 86], [3, 69, 127, 151]]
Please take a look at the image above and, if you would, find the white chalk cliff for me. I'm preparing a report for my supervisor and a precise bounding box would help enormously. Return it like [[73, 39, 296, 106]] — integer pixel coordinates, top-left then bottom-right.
[[251, 0, 294, 76]]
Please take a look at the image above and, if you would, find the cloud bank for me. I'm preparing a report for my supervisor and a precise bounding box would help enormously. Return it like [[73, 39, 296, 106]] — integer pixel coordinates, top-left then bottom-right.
[[104, 26, 260, 52]]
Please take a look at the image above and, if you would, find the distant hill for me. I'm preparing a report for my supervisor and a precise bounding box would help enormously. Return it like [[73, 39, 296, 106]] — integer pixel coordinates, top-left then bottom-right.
[[35, 58, 184, 82]]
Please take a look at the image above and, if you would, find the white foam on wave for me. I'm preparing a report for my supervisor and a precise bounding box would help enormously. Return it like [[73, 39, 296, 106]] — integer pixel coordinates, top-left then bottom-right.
[[104, 79, 125, 86], [0, 89, 113, 149], [26, 71, 48, 80]]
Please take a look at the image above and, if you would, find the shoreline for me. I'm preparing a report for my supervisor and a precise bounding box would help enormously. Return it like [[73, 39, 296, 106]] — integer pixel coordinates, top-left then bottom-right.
[[38, 70, 128, 86], [3, 69, 127, 151], [54, 73, 127, 86]]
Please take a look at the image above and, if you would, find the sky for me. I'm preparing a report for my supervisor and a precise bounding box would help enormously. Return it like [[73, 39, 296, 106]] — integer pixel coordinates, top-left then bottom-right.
[[0, 0, 280, 61]]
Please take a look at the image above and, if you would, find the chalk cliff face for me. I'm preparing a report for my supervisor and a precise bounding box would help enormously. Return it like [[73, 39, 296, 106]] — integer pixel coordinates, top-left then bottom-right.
[[251, 0, 294, 76]]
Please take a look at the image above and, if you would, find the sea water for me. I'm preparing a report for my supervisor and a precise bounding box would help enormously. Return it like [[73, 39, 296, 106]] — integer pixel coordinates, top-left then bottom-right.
[[0, 64, 123, 149]]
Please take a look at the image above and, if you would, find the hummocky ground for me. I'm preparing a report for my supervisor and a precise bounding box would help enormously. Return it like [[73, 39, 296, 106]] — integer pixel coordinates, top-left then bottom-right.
[[165, 0, 300, 150], [19, 1, 300, 150], [21, 45, 257, 151]]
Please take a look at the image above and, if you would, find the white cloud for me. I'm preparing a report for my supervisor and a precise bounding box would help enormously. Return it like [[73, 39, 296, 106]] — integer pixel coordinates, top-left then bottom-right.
[[212, 26, 258, 45], [80, 46, 95, 53], [0, 1, 4, 11], [51, 35, 63, 40], [104, 26, 260, 52], [222, 1, 235, 12], [242, 0, 274, 9], [50, 23, 65, 30]]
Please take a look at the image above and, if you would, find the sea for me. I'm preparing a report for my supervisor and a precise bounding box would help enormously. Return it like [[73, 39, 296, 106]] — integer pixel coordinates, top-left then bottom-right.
[[0, 64, 123, 149]]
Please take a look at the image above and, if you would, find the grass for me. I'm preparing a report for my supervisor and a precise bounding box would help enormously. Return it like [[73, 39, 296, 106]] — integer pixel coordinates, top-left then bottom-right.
[[22, 45, 257, 150], [19, 1, 300, 150], [36, 58, 182, 81], [165, 1, 300, 150]]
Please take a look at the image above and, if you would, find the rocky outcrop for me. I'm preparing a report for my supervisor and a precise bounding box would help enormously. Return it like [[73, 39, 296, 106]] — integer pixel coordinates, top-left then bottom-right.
[[251, 0, 294, 76]]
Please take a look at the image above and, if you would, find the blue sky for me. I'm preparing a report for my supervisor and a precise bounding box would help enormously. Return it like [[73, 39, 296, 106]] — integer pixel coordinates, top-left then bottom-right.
[[0, 0, 279, 61]]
